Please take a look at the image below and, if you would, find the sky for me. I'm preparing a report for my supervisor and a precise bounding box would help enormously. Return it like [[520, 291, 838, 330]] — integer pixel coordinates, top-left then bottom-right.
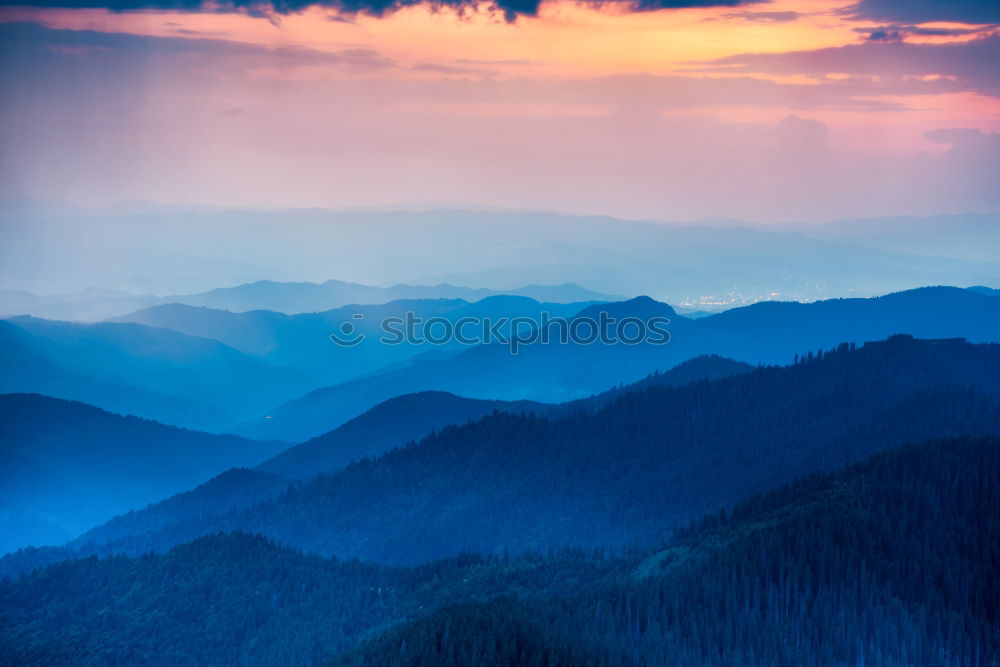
[[0, 0, 998, 222]]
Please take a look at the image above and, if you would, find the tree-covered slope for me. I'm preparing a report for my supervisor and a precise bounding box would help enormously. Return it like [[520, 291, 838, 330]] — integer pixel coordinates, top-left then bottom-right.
[[334, 436, 1000, 666], [258, 354, 750, 480], [3, 437, 996, 666], [256, 392, 548, 479], [34, 336, 1000, 569], [8, 354, 746, 572], [0, 533, 618, 666]]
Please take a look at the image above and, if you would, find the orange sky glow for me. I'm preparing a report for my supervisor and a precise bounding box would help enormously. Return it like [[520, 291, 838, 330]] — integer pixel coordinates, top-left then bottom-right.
[[1, 0, 997, 219]]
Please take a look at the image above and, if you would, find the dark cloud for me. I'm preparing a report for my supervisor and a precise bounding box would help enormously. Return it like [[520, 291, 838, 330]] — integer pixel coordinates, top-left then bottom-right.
[[845, 0, 1000, 25], [0, 0, 537, 22], [865, 28, 903, 42], [0, 0, 759, 22], [854, 23, 995, 42], [627, 0, 750, 10], [691, 34, 1000, 97], [0, 21, 967, 114], [0, 20, 396, 71]]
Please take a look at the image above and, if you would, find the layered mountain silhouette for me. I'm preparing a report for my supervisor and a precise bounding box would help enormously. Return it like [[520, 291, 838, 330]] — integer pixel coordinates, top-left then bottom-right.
[[0, 394, 283, 554], [11, 355, 746, 563], [111, 296, 600, 387], [968, 284, 1000, 296], [7, 206, 999, 305], [10, 335, 997, 578], [769, 212, 1000, 263], [260, 354, 751, 479], [0, 317, 314, 430], [242, 286, 1000, 442], [3, 436, 995, 665], [0, 279, 619, 321], [257, 392, 547, 479], [5, 286, 998, 443]]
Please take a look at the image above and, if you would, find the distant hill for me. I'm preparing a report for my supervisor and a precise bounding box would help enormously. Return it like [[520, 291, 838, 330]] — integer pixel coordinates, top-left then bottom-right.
[[257, 392, 547, 479], [0, 321, 224, 429], [8, 285, 993, 442], [24, 336, 1000, 572], [777, 213, 1000, 263], [172, 280, 620, 314], [2, 436, 995, 665], [111, 297, 600, 388], [0, 394, 283, 554], [76, 468, 291, 550], [7, 206, 1000, 308], [0, 316, 316, 430], [259, 354, 751, 479], [0, 279, 620, 321], [564, 354, 753, 410], [243, 286, 1000, 442], [968, 285, 1000, 296], [47, 355, 749, 560]]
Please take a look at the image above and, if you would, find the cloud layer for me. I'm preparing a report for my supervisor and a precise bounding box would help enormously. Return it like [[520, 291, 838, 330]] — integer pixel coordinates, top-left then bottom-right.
[[0, 0, 759, 21], [694, 34, 1000, 97], [846, 0, 1000, 25], [2, 19, 998, 221]]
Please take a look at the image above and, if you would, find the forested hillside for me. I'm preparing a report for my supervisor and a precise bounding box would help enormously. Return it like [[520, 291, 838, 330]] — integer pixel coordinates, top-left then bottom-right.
[[12, 335, 998, 574], [3, 437, 995, 666], [259, 354, 751, 479], [0, 354, 751, 575], [334, 436, 999, 667]]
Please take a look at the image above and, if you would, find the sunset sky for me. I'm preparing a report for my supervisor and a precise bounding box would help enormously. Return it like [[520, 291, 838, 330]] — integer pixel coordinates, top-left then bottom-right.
[[1, 0, 998, 221]]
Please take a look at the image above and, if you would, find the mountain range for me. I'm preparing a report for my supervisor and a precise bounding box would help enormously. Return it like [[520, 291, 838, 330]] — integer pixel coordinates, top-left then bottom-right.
[[4, 204, 998, 304], [2, 265, 998, 666], [254, 353, 753, 480], [0, 394, 282, 554], [241, 286, 1000, 442], [110, 296, 600, 387], [0, 297, 598, 432], [2, 435, 995, 665], [0, 353, 744, 569], [3, 285, 997, 443], [0, 280, 618, 321], [0, 316, 314, 430], [7, 334, 996, 579]]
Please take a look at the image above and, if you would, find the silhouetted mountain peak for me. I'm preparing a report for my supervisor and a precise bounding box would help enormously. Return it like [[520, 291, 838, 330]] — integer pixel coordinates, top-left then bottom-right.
[[881, 285, 984, 302], [0, 393, 283, 554], [574, 295, 678, 320]]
